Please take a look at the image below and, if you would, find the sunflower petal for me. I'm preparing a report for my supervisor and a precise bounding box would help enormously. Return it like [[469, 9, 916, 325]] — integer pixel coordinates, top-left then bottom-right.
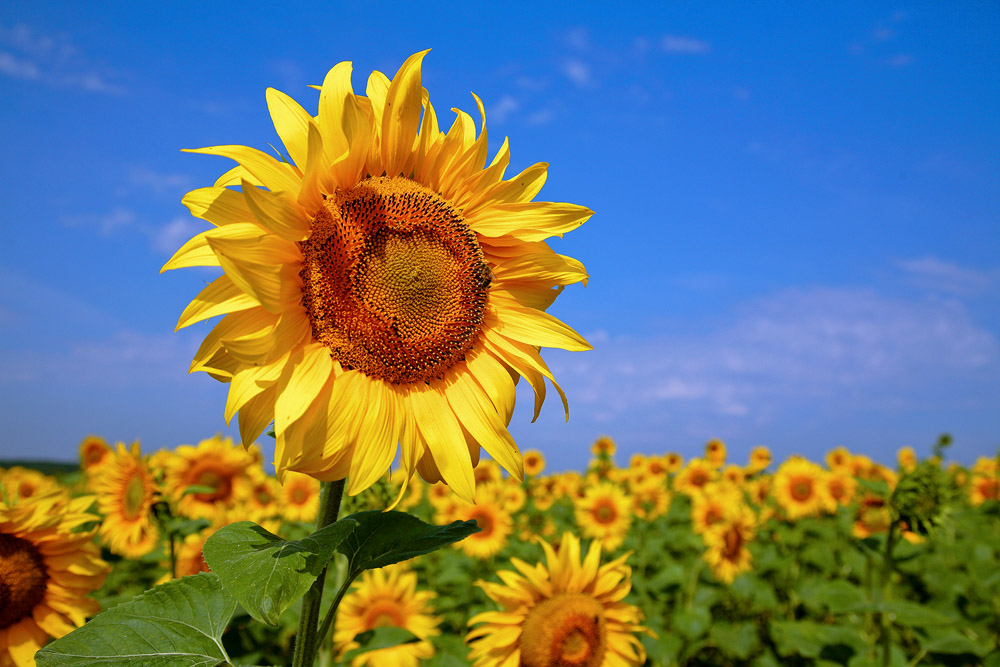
[[266, 87, 312, 170], [410, 385, 475, 503], [185, 145, 300, 193], [381, 49, 429, 177], [176, 275, 259, 330], [241, 180, 311, 242], [182, 187, 255, 226], [469, 201, 592, 241]]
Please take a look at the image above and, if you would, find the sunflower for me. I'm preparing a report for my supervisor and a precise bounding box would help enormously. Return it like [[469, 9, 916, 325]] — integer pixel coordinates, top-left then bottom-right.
[[824, 471, 857, 510], [691, 483, 743, 535], [516, 512, 557, 542], [0, 492, 108, 667], [161, 435, 255, 520], [897, 446, 917, 473], [334, 564, 441, 667], [773, 457, 830, 520], [473, 459, 503, 486], [523, 449, 546, 477], [446, 482, 512, 559], [852, 493, 891, 538], [164, 52, 591, 504], [825, 446, 852, 472], [720, 464, 746, 487], [575, 482, 632, 552], [279, 470, 321, 523], [631, 481, 670, 521], [747, 446, 771, 472], [246, 468, 281, 521], [501, 480, 527, 513], [663, 452, 683, 474], [590, 436, 616, 459], [78, 435, 111, 475], [970, 473, 1000, 506], [467, 532, 648, 667], [0, 468, 65, 504], [702, 504, 756, 584], [94, 441, 160, 558], [704, 438, 726, 468], [674, 458, 717, 496]]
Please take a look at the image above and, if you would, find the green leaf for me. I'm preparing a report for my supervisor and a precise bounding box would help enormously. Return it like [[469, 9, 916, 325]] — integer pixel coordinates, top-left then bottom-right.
[[813, 580, 869, 614], [202, 519, 357, 625], [340, 627, 419, 663], [181, 485, 219, 497], [922, 631, 991, 657], [36, 573, 236, 667], [881, 600, 954, 627], [672, 606, 711, 641], [770, 620, 865, 659], [337, 510, 479, 578], [710, 622, 760, 660]]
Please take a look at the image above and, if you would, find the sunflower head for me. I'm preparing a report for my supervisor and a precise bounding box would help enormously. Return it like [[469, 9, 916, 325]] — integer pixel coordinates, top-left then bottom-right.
[[773, 457, 831, 520], [704, 438, 727, 468], [94, 441, 161, 558], [523, 449, 546, 477], [575, 482, 632, 552], [79, 435, 112, 474], [166, 51, 592, 505]]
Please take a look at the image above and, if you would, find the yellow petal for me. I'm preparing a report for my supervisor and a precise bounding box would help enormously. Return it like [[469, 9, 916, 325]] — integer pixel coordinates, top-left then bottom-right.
[[239, 384, 277, 449], [467, 162, 548, 216], [469, 201, 592, 242], [266, 87, 312, 170], [182, 186, 255, 226], [207, 242, 286, 313], [443, 374, 523, 480], [184, 144, 300, 193], [241, 180, 311, 242], [485, 300, 591, 351], [225, 358, 285, 424], [347, 380, 402, 495], [176, 275, 259, 330], [297, 119, 332, 212], [381, 49, 429, 177], [492, 252, 588, 287], [274, 342, 334, 433], [410, 385, 475, 503], [7, 617, 46, 667], [464, 347, 517, 426]]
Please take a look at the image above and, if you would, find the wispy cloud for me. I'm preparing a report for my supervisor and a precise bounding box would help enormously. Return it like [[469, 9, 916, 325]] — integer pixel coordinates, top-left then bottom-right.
[[562, 59, 592, 87], [0, 22, 125, 94], [526, 108, 556, 126], [127, 167, 193, 198], [564, 27, 590, 52], [887, 53, 914, 68], [62, 207, 136, 236], [897, 257, 997, 296], [152, 217, 204, 255], [660, 34, 711, 55], [488, 95, 519, 124]]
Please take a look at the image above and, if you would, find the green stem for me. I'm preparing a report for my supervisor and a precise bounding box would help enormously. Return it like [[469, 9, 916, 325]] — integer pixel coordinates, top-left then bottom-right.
[[292, 479, 346, 667], [315, 577, 355, 651], [879, 522, 897, 667], [169, 532, 177, 580]]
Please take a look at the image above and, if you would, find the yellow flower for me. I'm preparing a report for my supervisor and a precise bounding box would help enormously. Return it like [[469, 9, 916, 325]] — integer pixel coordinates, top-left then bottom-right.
[[78, 435, 111, 474], [468, 532, 648, 667], [516, 512, 556, 542], [279, 470, 321, 523], [246, 468, 281, 521], [500, 480, 527, 514], [748, 445, 771, 472], [523, 449, 546, 477], [575, 482, 632, 551], [825, 446, 852, 472], [663, 452, 684, 473], [473, 459, 503, 486], [720, 464, 746, 487], [161, 435, 256, 520], [773, 457, 831, 520], [702, 504, 756, 583], [897, 446, 917, 473], [631, 481, 671, 520], [691, 483, 743, 535], [94, 441, 160, 558], [674, 458, 717, 496], [446, 482, 512, 559], [334, 565, 440, 667], [0, 467, 65, 504], [164, 51, 591, 505], [824, 472, 857, 509], [704, 438, 726, 468], [970, 473, 1000, 506], [591, 436, 616, 458], [853, 493, 891, 538], [0, 492, 108, 667]]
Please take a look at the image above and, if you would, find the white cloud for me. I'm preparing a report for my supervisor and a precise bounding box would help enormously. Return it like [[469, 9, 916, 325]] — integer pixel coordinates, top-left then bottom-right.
[[0, 22, 125, 93], [488, 95, 519, 124], [563, 59, 592, 87], [62, 207, 136, 236], [0, 51, 40, 79], [660, 35, 711, 55], [897, 257, 996, 296], [152, 217, 205, 255], [526, 108, 556, 126], [128, 167, 193, 197], [887, 53, 914, 68]]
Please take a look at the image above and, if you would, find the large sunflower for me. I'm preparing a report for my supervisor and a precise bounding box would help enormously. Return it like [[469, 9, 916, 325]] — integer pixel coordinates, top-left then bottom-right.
[[0, 492, 108, 667], [94, 441, 160, 558], [467, 532, 648, 667], [164, 51, 591, 503]]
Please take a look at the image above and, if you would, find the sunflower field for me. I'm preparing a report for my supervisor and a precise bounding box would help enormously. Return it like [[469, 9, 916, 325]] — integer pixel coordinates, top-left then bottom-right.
[[2, 433, 998, 667]]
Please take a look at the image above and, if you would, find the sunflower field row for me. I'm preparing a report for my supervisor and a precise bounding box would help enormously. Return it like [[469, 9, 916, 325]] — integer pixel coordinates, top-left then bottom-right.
[[1, 435, 998, 666]]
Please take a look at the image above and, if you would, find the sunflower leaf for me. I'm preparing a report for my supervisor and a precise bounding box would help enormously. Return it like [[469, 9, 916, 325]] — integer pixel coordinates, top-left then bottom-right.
[[35, 572, 236, 667], [337, 510, 480, 579], [202, 519, 358, 626], [340, 627, 420, 663]]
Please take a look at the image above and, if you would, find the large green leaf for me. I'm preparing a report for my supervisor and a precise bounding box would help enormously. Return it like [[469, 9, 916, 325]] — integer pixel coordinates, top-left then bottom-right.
[[812, 580, 869, 614], [202, 519, 357, 625], [880, 600, 954, 627], [35, 573, 236, 667], [340, 627, 419, 663], [337, 510, 479, 578], [710, 622, 760, 660], [770, 620, 865, 660]]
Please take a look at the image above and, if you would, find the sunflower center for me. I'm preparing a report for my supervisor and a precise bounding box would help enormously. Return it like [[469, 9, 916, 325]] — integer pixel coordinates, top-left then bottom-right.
[[791, 478, 813, 502], [123, 473, 147, 520], [190, 465, 232, 503], [0, 534, 48, 630], [593, 500, 617, 525], [291, 487, 307, 505], [520, 593, 607, 667], [468, 507, 496, 538], [299, 176, 490, 385], [364, 599, 405, 630], [723, 526, 744, 560]]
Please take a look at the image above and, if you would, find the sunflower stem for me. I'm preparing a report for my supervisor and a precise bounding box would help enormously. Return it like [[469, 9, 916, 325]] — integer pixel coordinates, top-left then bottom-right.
[[292, 479, 346, 667]]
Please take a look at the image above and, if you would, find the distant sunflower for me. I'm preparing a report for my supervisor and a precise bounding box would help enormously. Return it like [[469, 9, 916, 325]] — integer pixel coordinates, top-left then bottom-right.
[[704, 439, 726, 468], [897, 446, 917, 473], [663, 452, 683, 473], [0, 467, 65, 504], [0, 492, 108, 667], [853, 493, 891, 538], [467, 532, 648, 667], [702, 504, 756, 583], [591, 436, 616, 458], [825, 446, 852, 472], [824, 472, 857, 509], [523, 449, 546, 477], [78, 435, 111, 475], [280, 470, 321, 523], [162, 435, 255, 519], [164, 51, 592, 504], [748, 446, 771, 472], [691, 483, 742, 535], [720, 465, 746, 487], [970, 474, 1000, 506], [247, 468, 281, 521], [773, 457, 830, 520], [674, 458, 716, 496], [575, 482, 632, 551], [94, 441, 160, 558], [631, 481, 670, 521], [449, 482, 512, 559], [334, 565, 441, 667]]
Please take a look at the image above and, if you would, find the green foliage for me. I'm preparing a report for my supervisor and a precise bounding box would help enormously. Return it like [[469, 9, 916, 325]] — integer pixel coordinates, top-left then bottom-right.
[[339, 627, 419, 663], [203, 519, 357, 626], [36, 573, 237, 667]]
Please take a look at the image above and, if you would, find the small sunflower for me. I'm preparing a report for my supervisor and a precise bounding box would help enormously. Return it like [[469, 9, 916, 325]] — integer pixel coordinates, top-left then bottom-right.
[[247, 468, 281, 521], [747, 446, 771, 472], [704, 438, 726, 468], [631, 481, 670, 520], [773, 457, 830, 520], [334, 565, 440, 667], [94, 441, 160, 558], [897, 446, 917, 473], [970, 473, 1000, 506], [853, 493, 891, 538], [824, 472, 857, 509], [161, 435, 256, 520], [720, 464, 746, 487], [702, 504, 756, 584], [691, 483, 743, 535], [78, 435, 111, 475], [165, 51, 592, 505], [0, 468, 65, 504], [590, 436, 616, 458], [279, 470, 321, 523], [575, 482, 632, 552], [674, 458, 717, 496], [467, 532, 648, 667], [825, 446, 852, 472], [0, 492, 108, 667], [447, 482, 512, 559], [523, 449, 546, 477], [663, 452, 683, 473]]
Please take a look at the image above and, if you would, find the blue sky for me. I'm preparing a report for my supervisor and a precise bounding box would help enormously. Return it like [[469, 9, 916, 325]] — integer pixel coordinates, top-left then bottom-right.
[[1, 3, 997, 472]]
